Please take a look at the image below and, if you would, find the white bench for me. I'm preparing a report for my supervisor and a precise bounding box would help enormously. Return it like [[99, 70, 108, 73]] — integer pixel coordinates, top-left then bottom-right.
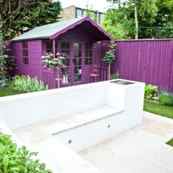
[[12, 105, 123, 145], [50, 105, 123, 135]]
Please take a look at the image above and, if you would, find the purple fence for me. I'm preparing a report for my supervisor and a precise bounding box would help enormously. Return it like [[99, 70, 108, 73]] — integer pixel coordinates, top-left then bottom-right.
[[41, 39, 173, 91], [112, 39, 173, 91], [9, 39, 173, 91]]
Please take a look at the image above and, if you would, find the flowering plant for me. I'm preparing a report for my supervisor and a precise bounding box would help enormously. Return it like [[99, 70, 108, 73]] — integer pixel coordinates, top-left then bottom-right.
[[42, 52, 66, 69]]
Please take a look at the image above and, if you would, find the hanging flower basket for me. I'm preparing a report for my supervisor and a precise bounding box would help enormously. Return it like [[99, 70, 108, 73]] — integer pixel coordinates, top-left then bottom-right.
[[42, 52, 66, 69]]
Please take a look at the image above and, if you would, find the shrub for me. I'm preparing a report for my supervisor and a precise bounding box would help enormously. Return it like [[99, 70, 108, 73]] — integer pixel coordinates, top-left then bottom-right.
[[0, 53, 15, 88], [0, 133, 51, 173], [159, 92, 173, 106], [144, 84, 158, 100], [0, 54, 9, 87], [11, 75, 48, 92]]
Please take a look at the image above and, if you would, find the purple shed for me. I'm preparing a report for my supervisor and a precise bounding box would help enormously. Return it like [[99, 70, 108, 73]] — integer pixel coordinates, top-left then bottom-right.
[[11, 17, 111, 88]]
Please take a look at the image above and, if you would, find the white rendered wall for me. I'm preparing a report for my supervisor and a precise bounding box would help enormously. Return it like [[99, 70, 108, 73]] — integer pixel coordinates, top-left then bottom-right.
[[0, 79, 145, 151], [0, 81, 107, 129]]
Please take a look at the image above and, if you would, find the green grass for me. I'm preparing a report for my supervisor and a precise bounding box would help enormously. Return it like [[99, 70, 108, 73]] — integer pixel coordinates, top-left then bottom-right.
[[167, 138, 173, 147], [0, 87, 23, 97], [144, 100, 173, 119]]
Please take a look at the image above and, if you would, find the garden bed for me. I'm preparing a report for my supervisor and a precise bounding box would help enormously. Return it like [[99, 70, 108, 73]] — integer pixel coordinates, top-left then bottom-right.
[[0, 75, 47, 97], [0, 87, 22, 97]]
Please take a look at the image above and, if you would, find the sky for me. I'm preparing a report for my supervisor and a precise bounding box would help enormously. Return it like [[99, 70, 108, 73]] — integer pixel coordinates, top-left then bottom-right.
[[57, 0, 117, 12]]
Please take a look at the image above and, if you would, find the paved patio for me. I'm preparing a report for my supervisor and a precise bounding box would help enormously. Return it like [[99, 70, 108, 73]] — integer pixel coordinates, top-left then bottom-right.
[[80, 112, 173, 173]]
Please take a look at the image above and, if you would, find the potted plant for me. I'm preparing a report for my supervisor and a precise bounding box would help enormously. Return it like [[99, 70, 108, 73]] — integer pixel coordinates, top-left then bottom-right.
[[42, 52, 66, 87], [103, 41, 116, 80]]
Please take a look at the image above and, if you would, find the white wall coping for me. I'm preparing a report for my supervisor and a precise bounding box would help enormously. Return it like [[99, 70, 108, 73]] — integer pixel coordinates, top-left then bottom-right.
[[0, 79, 143, 102]]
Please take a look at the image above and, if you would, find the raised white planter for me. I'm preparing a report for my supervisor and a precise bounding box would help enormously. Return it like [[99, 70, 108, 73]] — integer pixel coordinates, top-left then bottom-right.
[[0, 79, 144, 149], [0, 79, 145, 173]]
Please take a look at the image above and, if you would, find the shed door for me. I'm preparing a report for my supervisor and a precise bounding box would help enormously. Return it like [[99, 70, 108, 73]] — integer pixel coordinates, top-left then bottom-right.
[[59, 41, 71, 86], [72, 42, 83, 84], [72, 42, 93, 84], [59, 41, 94, 86]]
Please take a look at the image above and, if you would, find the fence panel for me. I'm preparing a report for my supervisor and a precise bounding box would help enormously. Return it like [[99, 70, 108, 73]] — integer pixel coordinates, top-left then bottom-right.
[[113, 40, 173, 91]]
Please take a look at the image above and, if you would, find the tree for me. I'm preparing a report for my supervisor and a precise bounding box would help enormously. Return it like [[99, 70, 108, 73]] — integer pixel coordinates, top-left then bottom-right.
[[129, 0, 158, 39], [104, 0, 158, 39], [103, 5, 134, 39], [0, 0, 61, 40], [134, 0, 139, 39], [137, 0, 158, 38], [153, 0, 173, 38]]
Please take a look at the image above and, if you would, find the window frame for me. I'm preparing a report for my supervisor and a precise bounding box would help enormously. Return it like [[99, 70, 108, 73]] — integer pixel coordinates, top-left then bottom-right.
[[85, 43, 93, 65]]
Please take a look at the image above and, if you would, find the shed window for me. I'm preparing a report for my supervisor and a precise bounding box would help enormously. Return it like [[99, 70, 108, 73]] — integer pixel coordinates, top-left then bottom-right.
[[73, 43, 82, 81], [46, 40, 52, 53], [60, 41, 70, 84], [60, 41, 70, 66], [85, 43, 92, 65], [22, 41, 29, 64], [74, 43, 82, 57]]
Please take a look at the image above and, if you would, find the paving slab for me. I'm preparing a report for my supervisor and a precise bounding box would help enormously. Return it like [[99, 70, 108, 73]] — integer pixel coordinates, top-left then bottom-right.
[[80, 112, 173, 173]]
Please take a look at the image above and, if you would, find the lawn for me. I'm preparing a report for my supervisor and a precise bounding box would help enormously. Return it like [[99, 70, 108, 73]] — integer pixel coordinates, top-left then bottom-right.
[[0, 87, 22, 97], [167, 138, 173, 147], [144, 100, 173, 119]]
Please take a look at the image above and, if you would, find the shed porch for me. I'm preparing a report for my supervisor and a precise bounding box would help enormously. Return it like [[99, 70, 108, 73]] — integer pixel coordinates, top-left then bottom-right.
[[41, 18, 111, 88]]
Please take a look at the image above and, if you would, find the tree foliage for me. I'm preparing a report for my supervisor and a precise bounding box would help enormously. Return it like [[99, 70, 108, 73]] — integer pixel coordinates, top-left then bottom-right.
[[104, 0, 173, 38], [103, 7, 134, 39], [0, 0, 61, 40], [154, 0, 173, 38], [85, 5, 98, 22]]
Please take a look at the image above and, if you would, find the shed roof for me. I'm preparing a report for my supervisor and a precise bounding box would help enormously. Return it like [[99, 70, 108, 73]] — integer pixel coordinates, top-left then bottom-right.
[[12, 17, 111, 41]]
